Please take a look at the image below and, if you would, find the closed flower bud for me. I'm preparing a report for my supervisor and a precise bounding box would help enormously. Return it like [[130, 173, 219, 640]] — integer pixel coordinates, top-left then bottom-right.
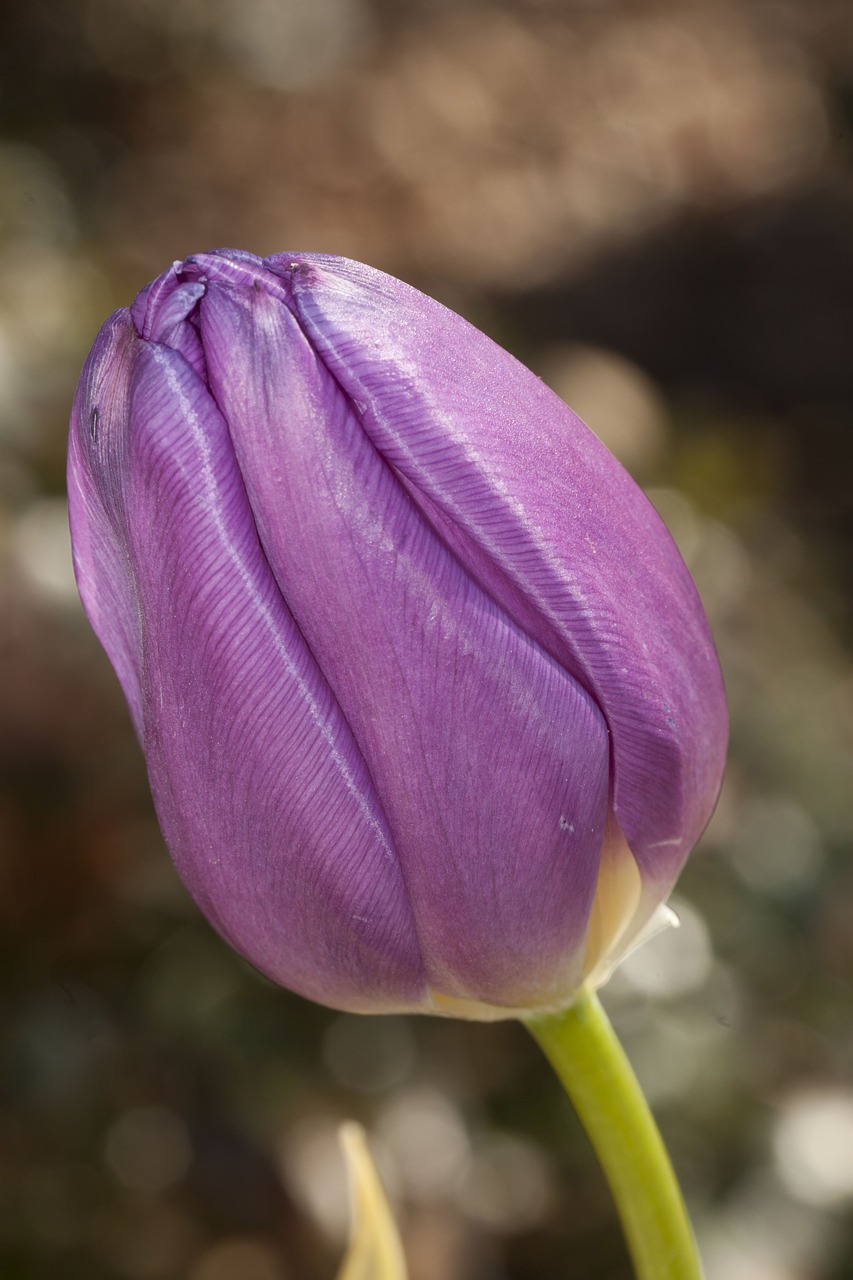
[[68, 250, 727, 1018]]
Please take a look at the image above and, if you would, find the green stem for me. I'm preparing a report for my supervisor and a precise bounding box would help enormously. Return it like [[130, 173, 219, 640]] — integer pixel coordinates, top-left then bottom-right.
[[525, 991, 702, 1280]]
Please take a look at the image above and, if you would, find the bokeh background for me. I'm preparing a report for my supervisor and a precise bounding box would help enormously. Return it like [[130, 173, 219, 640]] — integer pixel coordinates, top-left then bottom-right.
[[2, 0, 853, 1276]]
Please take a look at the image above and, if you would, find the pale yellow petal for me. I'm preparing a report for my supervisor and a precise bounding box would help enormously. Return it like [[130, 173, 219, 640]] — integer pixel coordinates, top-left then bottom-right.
[[582, 813, 679, 990], [336, 1123, 407, 1280]]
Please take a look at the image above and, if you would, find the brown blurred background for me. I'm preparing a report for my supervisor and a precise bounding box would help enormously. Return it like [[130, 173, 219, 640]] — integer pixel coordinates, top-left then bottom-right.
[[2, 0, 853, 1277]]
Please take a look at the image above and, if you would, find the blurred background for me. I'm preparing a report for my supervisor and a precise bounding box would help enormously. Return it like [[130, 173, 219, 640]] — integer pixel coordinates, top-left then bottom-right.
[[2, 0, 853, 1276]]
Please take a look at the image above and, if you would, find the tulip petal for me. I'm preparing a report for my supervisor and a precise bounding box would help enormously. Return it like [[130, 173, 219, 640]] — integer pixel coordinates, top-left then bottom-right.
[[267, 254, 727, 898], [68, 310, 145, 733], [192, 263, 611, 1011], [69, 315, 429, 1012]]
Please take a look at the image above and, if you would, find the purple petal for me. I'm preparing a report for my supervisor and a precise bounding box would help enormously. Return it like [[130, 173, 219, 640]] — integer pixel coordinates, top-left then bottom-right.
[[191, 260, 612, 1010], [68, 310, 145, 733], [263, 254, 727, 896], [69, 313, 428, 1013]]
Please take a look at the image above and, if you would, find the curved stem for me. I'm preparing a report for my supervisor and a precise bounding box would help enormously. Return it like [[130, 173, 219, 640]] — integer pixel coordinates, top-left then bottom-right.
[[524, 991, 702, 1280]]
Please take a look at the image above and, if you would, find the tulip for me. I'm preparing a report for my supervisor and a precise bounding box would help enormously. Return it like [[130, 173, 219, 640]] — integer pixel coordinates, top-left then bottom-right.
[[67, 249, 727, 1019]]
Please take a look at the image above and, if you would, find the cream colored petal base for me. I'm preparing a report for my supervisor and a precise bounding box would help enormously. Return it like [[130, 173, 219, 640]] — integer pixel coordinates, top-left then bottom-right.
[[582, 815, 679, 991], [425, 814, 679, 1022]]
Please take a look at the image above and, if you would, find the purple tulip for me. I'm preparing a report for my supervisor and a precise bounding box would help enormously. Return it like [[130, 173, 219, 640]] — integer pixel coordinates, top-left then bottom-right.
[[67, 249, 727, 1017]]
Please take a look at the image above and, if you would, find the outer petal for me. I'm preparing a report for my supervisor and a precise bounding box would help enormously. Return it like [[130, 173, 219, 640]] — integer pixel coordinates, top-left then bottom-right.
[[68, 310, 145, 733], [185, 254, 612, 1012], [263, 253, 728, 898], [68, 312, 428, 1013]]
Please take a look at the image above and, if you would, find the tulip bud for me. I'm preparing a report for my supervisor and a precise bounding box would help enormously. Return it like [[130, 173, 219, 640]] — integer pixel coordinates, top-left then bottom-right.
[[68, 250, 726, 1018]]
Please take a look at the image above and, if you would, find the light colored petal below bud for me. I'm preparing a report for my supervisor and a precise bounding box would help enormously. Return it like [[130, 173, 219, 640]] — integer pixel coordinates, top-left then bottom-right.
[[337, 1123, 407, 1280]]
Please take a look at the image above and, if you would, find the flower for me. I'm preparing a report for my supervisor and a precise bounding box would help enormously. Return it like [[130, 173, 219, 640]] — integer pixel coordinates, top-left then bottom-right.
[[67, 249, 727, 1018]]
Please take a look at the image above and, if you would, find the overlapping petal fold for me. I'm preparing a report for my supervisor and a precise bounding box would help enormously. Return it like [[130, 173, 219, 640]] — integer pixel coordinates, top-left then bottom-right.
[[70, 309, 428, 1013], [264, 253, 727, 898], [194, 267, 611, 1009]]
